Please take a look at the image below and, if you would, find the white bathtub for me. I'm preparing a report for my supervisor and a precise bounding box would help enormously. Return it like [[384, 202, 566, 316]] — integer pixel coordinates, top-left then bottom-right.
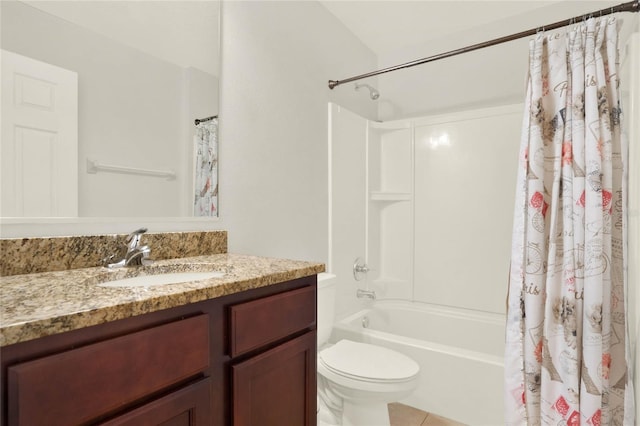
[[330, 300, 505, 426]]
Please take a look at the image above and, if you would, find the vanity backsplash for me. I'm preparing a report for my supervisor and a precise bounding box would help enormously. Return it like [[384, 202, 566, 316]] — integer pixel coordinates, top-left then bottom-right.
[[0, 230, 227, 276]]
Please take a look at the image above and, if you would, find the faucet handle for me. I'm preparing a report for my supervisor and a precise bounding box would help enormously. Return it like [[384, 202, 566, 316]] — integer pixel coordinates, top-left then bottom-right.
[[101, 254, 116, 266], [125, 228, 148, 249], [353, 257, 371, 281]]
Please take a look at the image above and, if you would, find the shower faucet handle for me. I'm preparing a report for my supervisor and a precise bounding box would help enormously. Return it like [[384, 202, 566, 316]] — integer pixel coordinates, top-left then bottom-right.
[[353, 257, 370, 281]]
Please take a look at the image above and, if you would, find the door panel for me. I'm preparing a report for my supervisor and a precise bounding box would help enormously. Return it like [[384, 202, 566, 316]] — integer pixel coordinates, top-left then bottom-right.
[[1, 49, 78, 217], [232, 332, 316, 426]]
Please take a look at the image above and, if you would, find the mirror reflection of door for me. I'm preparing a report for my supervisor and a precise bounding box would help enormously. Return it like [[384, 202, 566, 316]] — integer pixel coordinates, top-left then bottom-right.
[[1, 49, 78, 217], [1, 1, 220, 219]]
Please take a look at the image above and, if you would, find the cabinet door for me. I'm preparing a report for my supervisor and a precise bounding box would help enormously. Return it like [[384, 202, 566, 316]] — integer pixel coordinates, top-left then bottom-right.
[[100, 378, 211, 426], [232, 332, 316, 426]]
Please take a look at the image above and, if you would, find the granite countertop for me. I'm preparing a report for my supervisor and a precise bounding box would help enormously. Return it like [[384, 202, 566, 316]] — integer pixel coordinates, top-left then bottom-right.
[[0, 254, 324, 347]]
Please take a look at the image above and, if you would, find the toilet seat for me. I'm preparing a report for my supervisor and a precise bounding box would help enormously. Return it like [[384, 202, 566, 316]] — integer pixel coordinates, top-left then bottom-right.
[[319, 340, 419, 383]]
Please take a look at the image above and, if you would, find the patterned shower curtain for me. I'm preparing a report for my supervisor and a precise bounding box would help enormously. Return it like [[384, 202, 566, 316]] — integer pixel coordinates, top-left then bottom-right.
[[504, 18, 634, 425], [194, 118, 218, 216]]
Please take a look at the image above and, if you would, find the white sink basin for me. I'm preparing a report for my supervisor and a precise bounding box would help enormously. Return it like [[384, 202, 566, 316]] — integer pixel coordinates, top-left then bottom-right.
[[97, 271, 225, 288]]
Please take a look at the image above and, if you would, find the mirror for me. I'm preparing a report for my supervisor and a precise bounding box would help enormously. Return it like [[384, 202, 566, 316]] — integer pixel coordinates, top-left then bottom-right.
[[0, 0, 220, 219]]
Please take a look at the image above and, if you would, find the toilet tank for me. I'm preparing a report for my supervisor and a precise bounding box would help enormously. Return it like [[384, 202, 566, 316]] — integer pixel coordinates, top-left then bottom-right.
[[317, 273, 337, 347]]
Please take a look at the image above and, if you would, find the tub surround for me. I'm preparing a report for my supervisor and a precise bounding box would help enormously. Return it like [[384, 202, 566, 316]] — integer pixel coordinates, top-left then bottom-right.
[[0, 230, 228, 276], [0, 253, 324, 347]]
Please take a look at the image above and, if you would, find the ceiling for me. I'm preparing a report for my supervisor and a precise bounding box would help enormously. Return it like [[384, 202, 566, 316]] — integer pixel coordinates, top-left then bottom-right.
[[20, 1, 630, 79], [318, 1, 620, 57], [318, 1, 557, 56]]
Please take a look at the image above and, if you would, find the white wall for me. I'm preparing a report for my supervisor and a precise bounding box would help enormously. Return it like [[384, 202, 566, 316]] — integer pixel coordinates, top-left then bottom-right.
[[328, 104, 367, 318], [621, 31, 640, 419], [0, 2, 376, 260], [217, 1, 376, 262]]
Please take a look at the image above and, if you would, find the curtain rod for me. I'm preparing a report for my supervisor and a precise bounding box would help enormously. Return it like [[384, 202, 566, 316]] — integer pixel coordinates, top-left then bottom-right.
[[195, 115, 218, 126], [328, 0, 639, 90]]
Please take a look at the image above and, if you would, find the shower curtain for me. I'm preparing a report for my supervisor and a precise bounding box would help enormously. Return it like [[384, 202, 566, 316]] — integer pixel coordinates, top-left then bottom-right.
[[193, 118, 218, 216], [504, 18, 634, 425]]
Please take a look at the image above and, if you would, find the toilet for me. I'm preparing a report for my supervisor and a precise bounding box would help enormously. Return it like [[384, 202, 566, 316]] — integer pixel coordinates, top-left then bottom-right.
[[317, 273, 419, 426]]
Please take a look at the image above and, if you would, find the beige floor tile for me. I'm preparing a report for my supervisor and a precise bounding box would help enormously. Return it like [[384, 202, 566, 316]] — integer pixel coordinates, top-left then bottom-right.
[[421, 412, 467, 426], [388, 402, 428, 426]]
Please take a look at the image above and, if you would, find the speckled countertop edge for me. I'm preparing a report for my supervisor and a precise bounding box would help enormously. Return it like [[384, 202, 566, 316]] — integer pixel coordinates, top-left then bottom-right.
[[0, 230, 228, 276], [0, 253, 324, 347]]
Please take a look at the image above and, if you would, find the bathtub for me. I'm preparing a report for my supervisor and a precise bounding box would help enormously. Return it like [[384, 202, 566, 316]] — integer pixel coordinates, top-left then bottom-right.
[[330, 300, 505, 425]]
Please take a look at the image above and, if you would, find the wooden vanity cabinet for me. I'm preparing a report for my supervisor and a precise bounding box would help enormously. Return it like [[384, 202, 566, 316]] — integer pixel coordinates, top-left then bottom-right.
[[0, 275, 317, 426]]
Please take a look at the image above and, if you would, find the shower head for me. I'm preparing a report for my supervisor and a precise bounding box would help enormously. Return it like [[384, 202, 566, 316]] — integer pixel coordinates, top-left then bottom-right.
[[355, 83, 380, 100]]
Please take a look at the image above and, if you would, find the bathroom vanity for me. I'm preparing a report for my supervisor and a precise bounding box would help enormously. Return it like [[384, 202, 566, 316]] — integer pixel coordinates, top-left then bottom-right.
[[0, 251, 323, 426]]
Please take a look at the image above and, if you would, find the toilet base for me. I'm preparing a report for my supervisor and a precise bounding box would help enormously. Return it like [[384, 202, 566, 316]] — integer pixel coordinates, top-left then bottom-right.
[[342, 401, 390, 426]]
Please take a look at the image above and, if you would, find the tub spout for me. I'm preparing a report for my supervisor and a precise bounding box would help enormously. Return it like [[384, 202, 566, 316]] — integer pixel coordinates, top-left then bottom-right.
[[356, 289, 376, 300]]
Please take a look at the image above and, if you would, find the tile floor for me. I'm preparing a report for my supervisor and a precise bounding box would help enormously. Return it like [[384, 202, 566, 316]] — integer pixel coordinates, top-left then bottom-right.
[[388, 403, 467, 426]]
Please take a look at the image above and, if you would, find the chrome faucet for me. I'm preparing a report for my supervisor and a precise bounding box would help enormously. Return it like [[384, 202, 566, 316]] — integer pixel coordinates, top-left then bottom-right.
[[356, 289, 376, 300], [105, 228, 151, 268]]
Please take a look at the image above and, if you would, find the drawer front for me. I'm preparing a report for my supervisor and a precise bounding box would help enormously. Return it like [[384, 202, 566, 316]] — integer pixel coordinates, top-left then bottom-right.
[[229, 285, 316, 357], [8, 314, 209, 426]]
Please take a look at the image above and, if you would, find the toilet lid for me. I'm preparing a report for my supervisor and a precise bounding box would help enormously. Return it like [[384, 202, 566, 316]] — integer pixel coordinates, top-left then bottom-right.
[[319, 340, 419, 382]]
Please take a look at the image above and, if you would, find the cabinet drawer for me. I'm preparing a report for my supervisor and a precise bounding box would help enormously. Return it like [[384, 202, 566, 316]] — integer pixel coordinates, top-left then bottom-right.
[[8, 314, 209, 426], [229, 285, 316, 357]]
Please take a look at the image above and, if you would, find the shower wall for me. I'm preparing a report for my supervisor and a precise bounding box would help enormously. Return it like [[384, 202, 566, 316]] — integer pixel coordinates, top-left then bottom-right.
[[413, 106, 521, 313], [622, 31, 640, 414], [329, 103, 522, 318], [366, 105, 521, 316]]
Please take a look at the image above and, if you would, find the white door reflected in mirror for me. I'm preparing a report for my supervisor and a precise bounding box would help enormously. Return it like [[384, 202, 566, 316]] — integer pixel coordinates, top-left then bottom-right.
[[1, 50, 78, 217]]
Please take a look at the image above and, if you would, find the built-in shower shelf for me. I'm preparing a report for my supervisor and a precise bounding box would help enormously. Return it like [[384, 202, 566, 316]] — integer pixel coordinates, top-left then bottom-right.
[[369, 121, 411, 131], [369, 192, 412, 201]]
